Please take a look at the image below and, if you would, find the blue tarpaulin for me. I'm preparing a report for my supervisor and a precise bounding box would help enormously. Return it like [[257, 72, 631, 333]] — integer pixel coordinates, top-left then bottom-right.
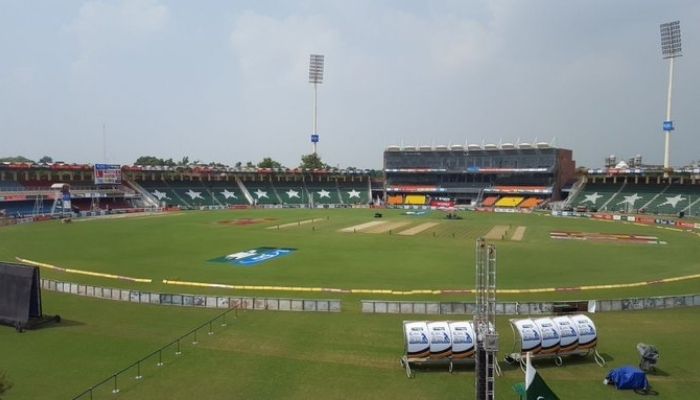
[[606, 366, 648, 390]]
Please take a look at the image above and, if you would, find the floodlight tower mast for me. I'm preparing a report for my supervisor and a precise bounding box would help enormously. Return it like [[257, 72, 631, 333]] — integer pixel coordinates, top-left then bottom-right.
[[659, 21, 682, 171], [474, 238, 498, 400], [309, 54, 325, 155]]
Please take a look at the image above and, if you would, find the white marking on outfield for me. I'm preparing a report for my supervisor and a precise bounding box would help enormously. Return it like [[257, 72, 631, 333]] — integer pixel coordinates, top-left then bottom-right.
[[398, 222, 440, 236], [266, 218, 325, 229], [510, 226, 527, 241], [339, 220, 387, 233], [364, 221, 410, 234]]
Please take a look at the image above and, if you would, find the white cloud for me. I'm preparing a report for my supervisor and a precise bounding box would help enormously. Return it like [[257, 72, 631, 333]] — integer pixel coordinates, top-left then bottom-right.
[[230, 11, 338, 86], [68, 0, 169, 38]]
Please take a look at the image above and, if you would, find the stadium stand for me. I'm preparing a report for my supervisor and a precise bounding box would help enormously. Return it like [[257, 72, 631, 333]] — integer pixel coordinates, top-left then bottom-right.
[[404, 194, 427, 205], [494, 196, 525, 207], [383, 143, 576, 206], [644, 185, 700, 215], [568, 183, 624, 211], [481, 196, 499, 207], [518, 197, 542, 209], [239, 177, 281, 205]]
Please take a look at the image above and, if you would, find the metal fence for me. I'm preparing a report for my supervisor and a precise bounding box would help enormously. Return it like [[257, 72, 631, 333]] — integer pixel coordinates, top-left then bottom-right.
[[361, 294, 700, 315], [41, 279, 341, 312], [71, 307, 237, 399]]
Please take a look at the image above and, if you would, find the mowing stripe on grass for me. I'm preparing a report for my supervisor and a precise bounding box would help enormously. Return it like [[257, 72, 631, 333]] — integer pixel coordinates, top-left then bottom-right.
[[16, 257, 153, 283], [397, 222, 440, 236]]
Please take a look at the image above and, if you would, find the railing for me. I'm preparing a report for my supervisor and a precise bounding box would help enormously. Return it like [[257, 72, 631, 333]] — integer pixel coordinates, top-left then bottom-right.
[[71, 306, 238, 399]]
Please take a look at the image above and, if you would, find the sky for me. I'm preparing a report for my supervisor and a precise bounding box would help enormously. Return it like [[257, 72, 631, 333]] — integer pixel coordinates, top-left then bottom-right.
[[0, 0, 698, 169]]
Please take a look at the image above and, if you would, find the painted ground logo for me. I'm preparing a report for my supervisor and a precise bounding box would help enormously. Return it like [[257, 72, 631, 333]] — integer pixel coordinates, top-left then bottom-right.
[[209, 247, 296, 267]]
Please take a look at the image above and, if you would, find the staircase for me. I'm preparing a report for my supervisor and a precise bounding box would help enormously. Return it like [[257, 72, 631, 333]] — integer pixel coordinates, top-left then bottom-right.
[[234, 176, 254, 205], [124, 177, 160, 208], [639, 183, 670, 211], [600, 182, 627, 211]]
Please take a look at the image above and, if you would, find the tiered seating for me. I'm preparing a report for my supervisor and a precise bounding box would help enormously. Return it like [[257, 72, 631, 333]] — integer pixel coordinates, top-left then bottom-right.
[[0, 200, 52, 216], [387, 195, 403, 205], [166, 181, 218, 208], [139, 180, 204, 208], [205, 181, 248, 206], [569, 183, 623, 210], [643, 185, 700, 215], [337, 181, 369, 205], [605, 184, 660, 212], [518, 197, 542, 209], [495, 196, 524, 207], [481, 196, 499, 207], [271, 180, 307, 205], [241, 179, 279, 205], [404, 194, 427, 205], [306, 184, 342, 205], [0, 181, 25, 191]]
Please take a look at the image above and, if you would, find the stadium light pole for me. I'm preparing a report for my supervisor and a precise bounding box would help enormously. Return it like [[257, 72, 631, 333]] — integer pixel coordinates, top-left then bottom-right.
[[659, 21, 682, 171], [309, 54, 325, 155]]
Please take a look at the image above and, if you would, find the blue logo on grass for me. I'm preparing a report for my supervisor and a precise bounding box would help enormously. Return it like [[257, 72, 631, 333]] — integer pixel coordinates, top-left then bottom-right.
[[210, 247, 296, 267]]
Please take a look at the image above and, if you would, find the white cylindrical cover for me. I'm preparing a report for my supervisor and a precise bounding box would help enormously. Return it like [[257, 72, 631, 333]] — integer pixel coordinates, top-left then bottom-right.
[[570, 314, 598, 350], [553, 316, 579, 353], [404, 321, 430, 358], [449, 321, 475, 359], [513, 318, 542, 354], [427, 321, 452, 359], [533, 318, 560, 355]]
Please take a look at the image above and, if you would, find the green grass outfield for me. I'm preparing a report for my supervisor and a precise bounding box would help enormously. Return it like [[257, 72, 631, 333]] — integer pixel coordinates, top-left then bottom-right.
[[1, 291, 699, 399], [1, 209, 699, 399], [0, 208, 698, 302]]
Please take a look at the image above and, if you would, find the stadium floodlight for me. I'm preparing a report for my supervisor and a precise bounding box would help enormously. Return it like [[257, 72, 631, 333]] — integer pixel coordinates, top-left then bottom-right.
[[309, 54, 324, 155], [659, 21, 682, 171]]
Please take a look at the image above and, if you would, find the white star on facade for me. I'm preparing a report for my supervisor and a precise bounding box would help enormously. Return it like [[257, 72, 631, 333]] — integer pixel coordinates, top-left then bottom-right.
[[617, 193, 642, 207], [580, 192, 602, 205], [347, 189, 361, 199], [254, 189, 268, 199], [659, 194, 686, 208], [317, 189, 331, 198], [152, 190, 169, 200], [220, 189, 238, 199], [286, 189, 300, 199], [185, 189, 203, 200]]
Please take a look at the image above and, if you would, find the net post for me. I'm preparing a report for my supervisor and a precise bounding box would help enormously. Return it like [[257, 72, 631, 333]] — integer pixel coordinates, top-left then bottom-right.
[[112, 374, 119, 394], [135, 360, 143, 380], [157, 349, 163, 367]]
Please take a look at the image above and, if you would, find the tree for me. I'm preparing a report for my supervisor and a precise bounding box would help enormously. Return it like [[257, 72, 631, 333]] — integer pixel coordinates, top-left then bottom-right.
[[245, 161, 255, 168], [39, 155, 53, 163], [0, 156, 34, 163], [0, 371, 12, 399], [234, 161, 242, 168], [177, 156, 190, 166], [134, 156, 176, 166], [299, 153, 328, 169], [257, 157, 283, 169]]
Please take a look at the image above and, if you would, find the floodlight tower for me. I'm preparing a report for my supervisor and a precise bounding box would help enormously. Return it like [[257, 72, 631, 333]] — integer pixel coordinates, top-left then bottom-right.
[[309, 54, 325, 155], [659, 21, 682, 171], [474, 238, 498, 400]]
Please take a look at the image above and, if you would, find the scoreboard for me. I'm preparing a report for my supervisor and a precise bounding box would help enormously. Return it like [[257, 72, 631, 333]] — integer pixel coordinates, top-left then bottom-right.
[[94, 164, 122, 185]]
